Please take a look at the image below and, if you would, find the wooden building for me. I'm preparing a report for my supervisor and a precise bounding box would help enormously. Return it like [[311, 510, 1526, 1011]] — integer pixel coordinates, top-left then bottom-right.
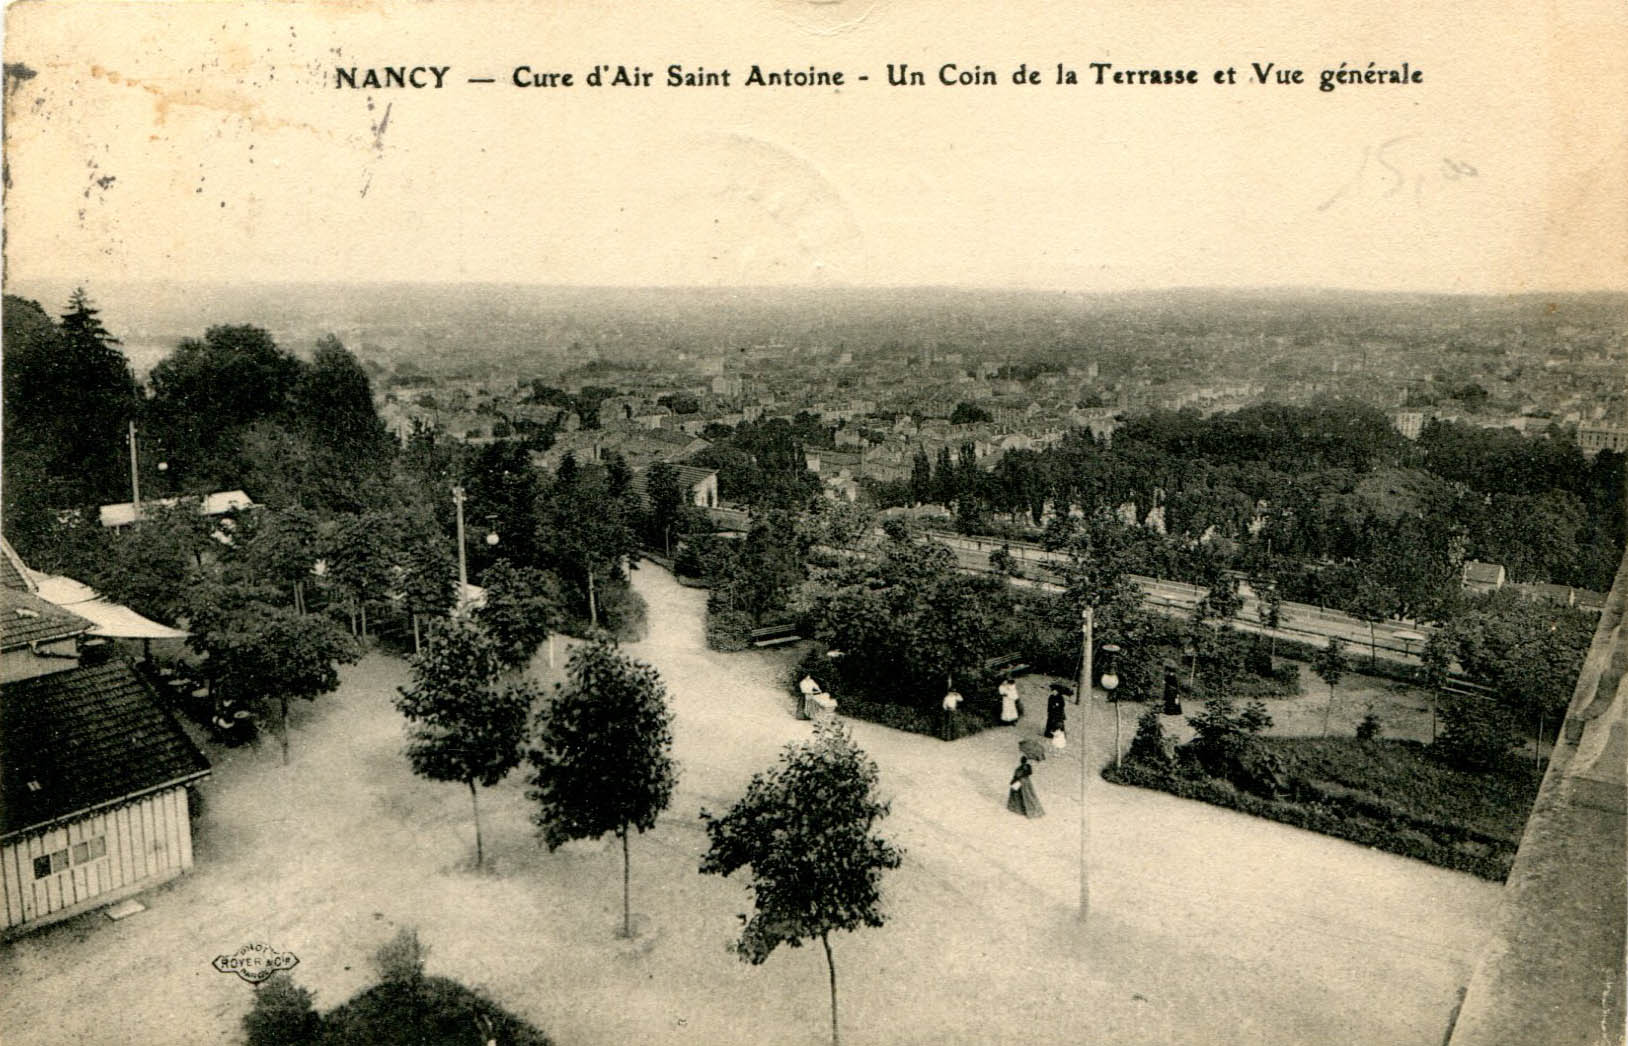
[[1, 585, 210, 935]]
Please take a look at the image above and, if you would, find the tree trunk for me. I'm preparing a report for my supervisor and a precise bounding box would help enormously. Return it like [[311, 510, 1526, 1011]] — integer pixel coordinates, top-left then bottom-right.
[[620, 826, 632, 939], [470, 780, 483, 870], [1113, 700, 1122, 769], [360, 602, 369, 639], [280, 695, 290, 765], [587, 567, 598, 628], [1369, 622, 1377, 668], [821, 931, 840, 1046], [412, 613, 421, 654]]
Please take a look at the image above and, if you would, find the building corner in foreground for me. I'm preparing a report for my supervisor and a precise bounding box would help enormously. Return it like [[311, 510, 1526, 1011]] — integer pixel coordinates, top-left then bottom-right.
[[1449, 550, 1628, 1046]]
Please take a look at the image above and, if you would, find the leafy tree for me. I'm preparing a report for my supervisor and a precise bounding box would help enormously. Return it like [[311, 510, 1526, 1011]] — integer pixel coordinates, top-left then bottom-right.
[[147, 324, 302, 488], [528, 640, 677, 938], [949, 401, 993, 425], [395, 537, 458, 653], [1434, 692, 1522, 771], [539, 465, 638, 628], [644, 462, 686, 554], [909, 449, 933, 507], [1349, 576, 1398, 667], [79, 500, 215, 623], [699, 720, 903, 1046], [1249, 572, 1287, 660], [320, 511, 398, 636], [474, 560, 564, 671], [1313, 636, 1349, 737], [186, 580, 360, 763], [395, 618, 537, 869]]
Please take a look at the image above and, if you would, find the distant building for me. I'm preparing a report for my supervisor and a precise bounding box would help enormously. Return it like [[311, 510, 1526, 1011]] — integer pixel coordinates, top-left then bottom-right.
[[1578, 424, 1628, 456], [629, 465, 718, 511], [1393, 411, 1427, 440], [1462, 561, 1507, 594], [98, 490, 258, 530]]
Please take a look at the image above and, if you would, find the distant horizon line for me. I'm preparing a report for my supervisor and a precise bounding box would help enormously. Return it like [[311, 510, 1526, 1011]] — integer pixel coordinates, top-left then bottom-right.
[[4, 278, 1626, 300]]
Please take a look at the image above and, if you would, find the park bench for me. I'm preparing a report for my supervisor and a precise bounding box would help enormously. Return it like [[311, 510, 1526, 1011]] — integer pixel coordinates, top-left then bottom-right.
[[983, 651, 1031, 676], [750, 622, 802, 647]]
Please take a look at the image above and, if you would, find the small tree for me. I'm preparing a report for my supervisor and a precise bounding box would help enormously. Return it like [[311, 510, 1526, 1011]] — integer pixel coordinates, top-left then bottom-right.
[[186, 579, 359, 764], [1125, 706, 1172, 770], [396, 618, 536, 870], [699, 720, 903, 1046], [475, 560, 564, 671], [1313, 636, 1349, 738], [528, 640, 677, 938]]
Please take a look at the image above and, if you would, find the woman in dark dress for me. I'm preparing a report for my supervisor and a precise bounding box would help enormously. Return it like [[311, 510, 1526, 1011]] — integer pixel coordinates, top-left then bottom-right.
[[1043, 684, 1068, 739], [1007, 755, 1043, 817]]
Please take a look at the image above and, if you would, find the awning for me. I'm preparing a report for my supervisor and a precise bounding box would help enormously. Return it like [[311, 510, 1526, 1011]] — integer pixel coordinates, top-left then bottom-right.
[[29, 574, 189, 640]]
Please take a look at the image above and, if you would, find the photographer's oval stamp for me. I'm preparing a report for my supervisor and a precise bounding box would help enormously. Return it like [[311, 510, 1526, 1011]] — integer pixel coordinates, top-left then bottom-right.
[[212, 943, 300, 984]]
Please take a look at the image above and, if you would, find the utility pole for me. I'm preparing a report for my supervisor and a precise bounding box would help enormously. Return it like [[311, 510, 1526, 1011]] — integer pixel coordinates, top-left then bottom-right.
[[1078, 604, 1093, 921], [452, 484, 469, 599], [128, 421, 142, 515]]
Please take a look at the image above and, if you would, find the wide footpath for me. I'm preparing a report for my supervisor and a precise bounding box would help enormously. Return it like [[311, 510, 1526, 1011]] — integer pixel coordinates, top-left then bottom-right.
[[0, 563, 1502, 1045]]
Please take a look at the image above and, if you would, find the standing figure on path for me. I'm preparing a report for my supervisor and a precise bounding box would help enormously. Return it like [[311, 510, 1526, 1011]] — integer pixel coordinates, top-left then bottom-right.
[[798, 674, 823, 720], [1007, 754, 1043, 817], [998, 676, 1021, 725], [940, 684, 963, 741], [1044, 683, 1069, 739]]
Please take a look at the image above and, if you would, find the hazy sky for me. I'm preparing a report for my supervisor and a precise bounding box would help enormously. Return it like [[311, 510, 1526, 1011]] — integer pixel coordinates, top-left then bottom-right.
[[4, 0, 1625, 294]]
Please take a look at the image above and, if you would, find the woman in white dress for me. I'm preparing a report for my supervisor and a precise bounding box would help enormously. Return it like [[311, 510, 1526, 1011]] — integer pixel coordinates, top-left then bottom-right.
[[998, 676, 1021, 725]]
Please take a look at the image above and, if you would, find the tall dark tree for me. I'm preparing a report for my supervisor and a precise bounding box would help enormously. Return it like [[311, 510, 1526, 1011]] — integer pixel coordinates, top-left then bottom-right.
[[644, 462, 687, 555], [396, 618, 537, 869], [528, 640, 677, 938], [2, 292, 141, 547], [700, 720, 903, 1046], [148, 324, 302, 488]]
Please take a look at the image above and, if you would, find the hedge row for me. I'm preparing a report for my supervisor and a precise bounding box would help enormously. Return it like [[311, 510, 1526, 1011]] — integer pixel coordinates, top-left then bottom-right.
[[1101, 761, 1513, 882]]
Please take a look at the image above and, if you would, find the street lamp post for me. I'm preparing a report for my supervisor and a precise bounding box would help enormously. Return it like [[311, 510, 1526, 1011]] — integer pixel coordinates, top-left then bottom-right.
[[1078, 605, 1092, 920], [452, 484, 469, 598], [1102, 644, 1122, 768]]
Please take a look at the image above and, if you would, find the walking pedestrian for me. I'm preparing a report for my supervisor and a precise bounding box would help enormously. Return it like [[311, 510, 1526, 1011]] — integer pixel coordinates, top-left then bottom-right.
[[998, 675, 1021, 725], [940, 684, 963, 741], [1007, 754, 1043, 817], [798, 674, 823, 720], [1044, 683, 1069, 739]]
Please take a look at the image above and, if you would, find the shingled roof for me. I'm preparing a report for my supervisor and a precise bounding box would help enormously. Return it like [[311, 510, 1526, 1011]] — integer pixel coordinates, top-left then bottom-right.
[[0, 537, 36, 593], [1, 661, 210, 839], [0, 588, 93, 649]]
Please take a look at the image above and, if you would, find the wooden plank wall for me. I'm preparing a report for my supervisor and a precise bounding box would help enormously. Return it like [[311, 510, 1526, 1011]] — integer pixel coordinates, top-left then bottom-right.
[[2, 788, 193, 932]]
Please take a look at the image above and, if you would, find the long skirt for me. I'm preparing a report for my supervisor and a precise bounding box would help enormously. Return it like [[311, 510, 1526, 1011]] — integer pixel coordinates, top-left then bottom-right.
[[1000, 691, 1020, 724], [1007, 779, 1044, 818]]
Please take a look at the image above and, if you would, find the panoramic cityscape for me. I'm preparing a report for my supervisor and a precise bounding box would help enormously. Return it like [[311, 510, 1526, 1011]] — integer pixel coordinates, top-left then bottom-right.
[[1, 281, 1623, 1045]]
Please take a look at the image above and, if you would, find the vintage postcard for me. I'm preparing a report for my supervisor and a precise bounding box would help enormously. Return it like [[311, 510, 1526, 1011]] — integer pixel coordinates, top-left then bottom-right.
[[2, 1, 1624, 1044]]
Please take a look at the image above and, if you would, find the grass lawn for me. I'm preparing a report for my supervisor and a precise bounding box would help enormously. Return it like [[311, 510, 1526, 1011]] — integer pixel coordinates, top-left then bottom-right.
[[1107, 737, 1542, 882], [1266, 737, 1542, 844]]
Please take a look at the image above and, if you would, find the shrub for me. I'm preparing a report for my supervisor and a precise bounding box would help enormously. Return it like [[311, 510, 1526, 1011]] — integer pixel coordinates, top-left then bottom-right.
[[243, 973, 321, 1046], [1125, 706, 1172, 769], [1433, 694, 1521, 771], [598, 582, 648, 643], [1356, 712, 1383, 742], [374, 928, 428, 990], [706, 608, 753, 652]]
